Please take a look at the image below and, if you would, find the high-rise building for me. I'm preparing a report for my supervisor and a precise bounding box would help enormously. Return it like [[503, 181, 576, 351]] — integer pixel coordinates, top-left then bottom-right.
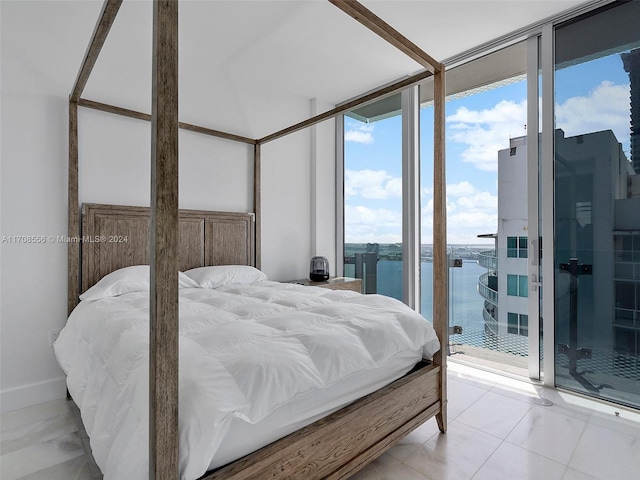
[[476, 136, 529, 357]]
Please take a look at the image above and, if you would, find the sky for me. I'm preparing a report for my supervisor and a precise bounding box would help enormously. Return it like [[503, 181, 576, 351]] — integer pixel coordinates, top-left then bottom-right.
[[343, 51, 633, 246]]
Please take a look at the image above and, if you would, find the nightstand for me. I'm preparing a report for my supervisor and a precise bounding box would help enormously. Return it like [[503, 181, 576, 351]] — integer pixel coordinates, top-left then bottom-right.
[[288, 277, 363, 293]]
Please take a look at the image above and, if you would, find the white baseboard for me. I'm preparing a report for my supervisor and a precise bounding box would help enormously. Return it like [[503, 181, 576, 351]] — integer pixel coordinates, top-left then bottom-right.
[[1, 376, 67, 413]]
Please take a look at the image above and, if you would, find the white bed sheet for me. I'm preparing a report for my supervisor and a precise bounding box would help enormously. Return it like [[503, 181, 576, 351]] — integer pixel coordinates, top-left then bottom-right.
[[209, 348, 420, 470], [55, 281, 440, 480]]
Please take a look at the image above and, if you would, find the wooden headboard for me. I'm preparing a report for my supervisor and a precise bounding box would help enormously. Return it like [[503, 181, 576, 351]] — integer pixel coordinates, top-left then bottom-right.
[[81, 203, 255, 293]]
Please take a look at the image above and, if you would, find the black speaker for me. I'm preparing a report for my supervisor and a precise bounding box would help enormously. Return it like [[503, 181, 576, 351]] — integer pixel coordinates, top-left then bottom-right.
[[309, 256, 329, 281]]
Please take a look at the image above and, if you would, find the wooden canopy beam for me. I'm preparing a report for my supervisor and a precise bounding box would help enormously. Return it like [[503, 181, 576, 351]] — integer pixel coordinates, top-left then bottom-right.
[[329, 0, 441, 74], [70, 0, 123, 102], [68, 0, 122, 315], [78, 98, 257, 145], [79, 66, 432, 148], [259, 68, 432, 144]]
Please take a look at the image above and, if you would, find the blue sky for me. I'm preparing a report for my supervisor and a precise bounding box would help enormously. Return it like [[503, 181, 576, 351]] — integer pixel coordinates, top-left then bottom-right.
[[344, 53, 633, 245]]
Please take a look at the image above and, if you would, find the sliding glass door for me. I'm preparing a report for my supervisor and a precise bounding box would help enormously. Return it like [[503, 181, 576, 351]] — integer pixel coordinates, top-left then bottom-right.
[[418, 41, 541, 379], [338, 2, 640, 409], [553, 1, 640, 408]]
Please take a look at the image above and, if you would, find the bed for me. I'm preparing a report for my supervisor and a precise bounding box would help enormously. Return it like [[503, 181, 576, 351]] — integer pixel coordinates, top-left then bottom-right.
[[64, 1, 448, 479], [57, 203, 445, 479]]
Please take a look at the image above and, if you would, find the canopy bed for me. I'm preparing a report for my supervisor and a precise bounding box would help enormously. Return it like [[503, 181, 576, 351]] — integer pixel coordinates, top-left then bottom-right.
[[62, 1, 448, 479]]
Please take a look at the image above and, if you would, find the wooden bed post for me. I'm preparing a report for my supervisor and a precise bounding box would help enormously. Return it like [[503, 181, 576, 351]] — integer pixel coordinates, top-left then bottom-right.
[[329, 0, 448, 435], [150, 1, 180, 479], [68, 99, 79, 315], [254, 143, 262, 269], [433, 66, 448, 433]]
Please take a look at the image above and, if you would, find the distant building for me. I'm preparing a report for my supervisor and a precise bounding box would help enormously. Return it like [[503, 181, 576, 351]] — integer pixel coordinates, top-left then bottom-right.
[[477, 135, 529, 356]]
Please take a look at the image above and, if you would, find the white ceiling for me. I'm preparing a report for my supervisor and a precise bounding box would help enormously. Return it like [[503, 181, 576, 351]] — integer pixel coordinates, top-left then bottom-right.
[[80, 0, 590, 138]]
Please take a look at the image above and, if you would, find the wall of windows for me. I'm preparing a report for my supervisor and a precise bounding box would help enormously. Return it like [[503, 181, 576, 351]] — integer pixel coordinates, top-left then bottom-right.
[[340, 0, 640, 410]]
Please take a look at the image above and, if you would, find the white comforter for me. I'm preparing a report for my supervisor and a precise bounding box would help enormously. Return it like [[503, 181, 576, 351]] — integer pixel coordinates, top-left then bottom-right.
[[55, 281, 440, 480]]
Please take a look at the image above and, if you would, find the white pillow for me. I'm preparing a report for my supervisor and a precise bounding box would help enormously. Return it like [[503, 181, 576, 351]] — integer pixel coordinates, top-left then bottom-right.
[[79, 265, 200, 301], [184, 265, 267, 289]]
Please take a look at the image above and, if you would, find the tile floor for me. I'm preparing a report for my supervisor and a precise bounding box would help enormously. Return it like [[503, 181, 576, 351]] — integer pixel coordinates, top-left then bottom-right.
[[2, 361, 640, 480]]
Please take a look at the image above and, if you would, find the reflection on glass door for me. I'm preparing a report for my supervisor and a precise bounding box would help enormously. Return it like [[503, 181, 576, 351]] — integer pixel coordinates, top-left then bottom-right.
[[554, 1, 640, 408]]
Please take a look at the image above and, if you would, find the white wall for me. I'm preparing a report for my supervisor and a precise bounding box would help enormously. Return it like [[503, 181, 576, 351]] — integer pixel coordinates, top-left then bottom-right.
[[1, 1, 336, 412], [310, 99, 338, 274], [77, 108, 254, 212], [261, 131, 312, 280], [1, 1, 99, 413], [260, 99, 337, 282]]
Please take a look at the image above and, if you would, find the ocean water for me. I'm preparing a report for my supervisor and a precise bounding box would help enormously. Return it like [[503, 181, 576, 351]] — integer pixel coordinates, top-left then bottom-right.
[[348, 259, 486, 333]]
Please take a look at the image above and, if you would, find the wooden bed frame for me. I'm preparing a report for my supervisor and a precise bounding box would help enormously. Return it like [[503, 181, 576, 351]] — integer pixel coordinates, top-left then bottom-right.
[[80, 203, 255, 293], [68, 1, 448, 479]]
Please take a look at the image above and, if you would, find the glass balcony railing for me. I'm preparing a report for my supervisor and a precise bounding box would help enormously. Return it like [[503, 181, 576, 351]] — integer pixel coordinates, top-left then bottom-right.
[[344, 252, 379, 294], [483, 304, 499, 336], [478, 272, 498, 305], [478, 250, 498, 270]]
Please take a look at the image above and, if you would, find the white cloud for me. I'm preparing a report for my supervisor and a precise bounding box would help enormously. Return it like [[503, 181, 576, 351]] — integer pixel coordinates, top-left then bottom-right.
[[447, 100, 527, 172], [446, 80, 631, 173], [447, 180, 476, 197], [345, 205, 401, 226], [449, 211, 497, 229], [345, 123, 374, 144], [385, 177, 402, 198], [445, 181, 497, 214], [456, 191, 497, 211], [346, 230, 403, 244], [421, 186, 434, 197], [448, 100, 526, 125], [421, 181, 497, 244], [348, 179, 497, 243], [422, 210, 497, 244], [344, 205, 402, 243], [555, 80, 630, 146], [345, 169, 402, 200]]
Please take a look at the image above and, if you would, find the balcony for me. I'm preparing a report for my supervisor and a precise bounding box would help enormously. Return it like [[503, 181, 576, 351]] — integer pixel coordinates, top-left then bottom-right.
[[482, 301, 499, 336], [478, 250, 498, 270], [478, 272, 498, 305]]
